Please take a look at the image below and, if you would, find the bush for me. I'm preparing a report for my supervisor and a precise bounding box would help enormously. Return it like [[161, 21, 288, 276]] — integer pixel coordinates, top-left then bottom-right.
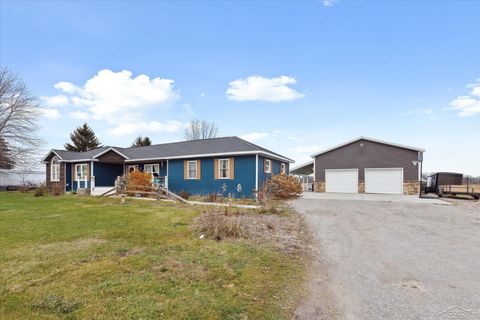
[[51, 183, 63, 196], [34, 184, 47, 197], [127, 171, 153, 192], [206, 193, 220, 203], [194, 207, 249, 240], [179, 191, 190, 200], [262, 174, 302, 200]]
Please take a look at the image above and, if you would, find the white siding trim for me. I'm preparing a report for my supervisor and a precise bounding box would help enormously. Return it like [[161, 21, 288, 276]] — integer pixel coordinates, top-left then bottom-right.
[[255, 154, 259, 198]]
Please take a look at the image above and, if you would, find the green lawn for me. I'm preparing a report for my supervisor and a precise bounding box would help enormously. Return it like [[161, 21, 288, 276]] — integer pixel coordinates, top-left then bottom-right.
[[0, 193, 303, 319]]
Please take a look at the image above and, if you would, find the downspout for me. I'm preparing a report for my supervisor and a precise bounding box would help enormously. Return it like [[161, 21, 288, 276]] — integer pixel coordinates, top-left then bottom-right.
[[255, 154, 259, 200], [166, 159, 169, 190], [90, 161, 94, 193]]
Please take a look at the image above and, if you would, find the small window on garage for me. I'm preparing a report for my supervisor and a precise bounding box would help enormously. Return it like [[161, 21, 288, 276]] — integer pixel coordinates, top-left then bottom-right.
[[280, 163, 286, 174]]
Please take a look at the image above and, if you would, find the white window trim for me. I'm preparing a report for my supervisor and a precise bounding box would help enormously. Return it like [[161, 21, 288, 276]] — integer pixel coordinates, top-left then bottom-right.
[[50, 157, 60, 182], [281, 163, 286, 174], [144, 164, 160, 181], [265, 159, 272, 174], [187, 160, 197, 180], [218, 158, 230, 179], [74, 163, 88, 181]]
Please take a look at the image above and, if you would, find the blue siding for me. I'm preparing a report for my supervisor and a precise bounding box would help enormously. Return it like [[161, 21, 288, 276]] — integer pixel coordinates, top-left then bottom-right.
[[168, 156, 256, 198], [94, 163, 123, 186], [65, 163, 72, 192], [257, 156, 289, 190]]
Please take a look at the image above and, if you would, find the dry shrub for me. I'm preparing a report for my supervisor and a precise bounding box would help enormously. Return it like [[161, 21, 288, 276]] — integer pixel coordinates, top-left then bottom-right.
[[127, 171, 153, 192], [262, 174, 302, 200], [194, 207, 258, 240], [179, 191, 190, 200], [34, 184, 47, 197], [206, 193, 220, 203], [50, 183, 63, 196]]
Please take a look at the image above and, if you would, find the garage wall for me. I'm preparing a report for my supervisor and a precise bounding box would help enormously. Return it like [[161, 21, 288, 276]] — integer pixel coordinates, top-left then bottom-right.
[[314, 139, 420, 182]]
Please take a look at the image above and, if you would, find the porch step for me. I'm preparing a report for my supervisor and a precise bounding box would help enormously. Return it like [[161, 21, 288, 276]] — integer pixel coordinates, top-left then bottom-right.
[[91, 187, 116, 196], [76, 188, 90, 195]]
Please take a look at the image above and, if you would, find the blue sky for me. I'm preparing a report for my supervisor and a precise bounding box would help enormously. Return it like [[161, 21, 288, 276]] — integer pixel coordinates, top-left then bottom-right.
[[1, 0, 479, 174]]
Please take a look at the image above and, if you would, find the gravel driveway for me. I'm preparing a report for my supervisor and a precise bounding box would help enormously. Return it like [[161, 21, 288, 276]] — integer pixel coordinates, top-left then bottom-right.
[[292, 198, 480, 320]]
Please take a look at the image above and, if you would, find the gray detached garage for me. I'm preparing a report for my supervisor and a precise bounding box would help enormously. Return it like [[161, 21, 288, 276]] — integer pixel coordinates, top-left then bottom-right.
[[290, 137, 424, 195]]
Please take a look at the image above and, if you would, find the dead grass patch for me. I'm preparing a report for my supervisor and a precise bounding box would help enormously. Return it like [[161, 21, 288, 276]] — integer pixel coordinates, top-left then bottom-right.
[[193, 205, 308, 256]]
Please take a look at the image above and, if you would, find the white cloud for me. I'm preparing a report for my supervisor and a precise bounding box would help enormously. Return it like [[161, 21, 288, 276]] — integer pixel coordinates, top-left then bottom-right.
[[45, 69, 179, 123], [107, 120, 184, 136], [401, 109, 434, 116], [40, 108, 61, 120], [447, 80, 480, 117], [323, 0, 338, 6], [69, 111, 90, 120], [227, 75, 305, 102], [40, 94, 69, 107], [240, 132, 275, 142]]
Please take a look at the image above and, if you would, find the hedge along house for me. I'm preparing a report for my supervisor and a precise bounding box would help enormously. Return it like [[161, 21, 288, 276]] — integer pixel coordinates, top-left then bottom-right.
[[290, 137, 425, 195], [43, 137, 294, 198]]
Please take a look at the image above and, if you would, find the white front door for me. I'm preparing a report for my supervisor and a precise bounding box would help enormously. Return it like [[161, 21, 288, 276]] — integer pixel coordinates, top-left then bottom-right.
[[325, 169, 358, 193], [365, 168, 403, 194]]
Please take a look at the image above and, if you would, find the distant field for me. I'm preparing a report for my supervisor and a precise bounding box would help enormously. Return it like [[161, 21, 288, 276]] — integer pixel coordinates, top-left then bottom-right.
[[0, 193, 304, 319]]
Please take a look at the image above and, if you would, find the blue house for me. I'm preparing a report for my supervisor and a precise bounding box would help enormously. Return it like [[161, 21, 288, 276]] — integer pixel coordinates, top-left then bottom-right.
[[43, 137, 294, 198]]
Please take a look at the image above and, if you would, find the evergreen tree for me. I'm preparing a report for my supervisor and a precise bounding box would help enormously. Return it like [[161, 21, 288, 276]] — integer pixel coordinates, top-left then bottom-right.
[[64, 123, 102, 152], [0, 137, 14, 169], [131, 136, 152, 147]]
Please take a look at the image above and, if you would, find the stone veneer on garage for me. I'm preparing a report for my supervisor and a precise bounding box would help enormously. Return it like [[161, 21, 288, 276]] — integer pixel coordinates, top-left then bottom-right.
[[313, 181, 420, 195]]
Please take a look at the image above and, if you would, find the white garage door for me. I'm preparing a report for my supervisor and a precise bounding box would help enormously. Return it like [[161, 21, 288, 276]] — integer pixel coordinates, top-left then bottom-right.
[[365, 168, 403, 194], [325, 169, 358, 193]]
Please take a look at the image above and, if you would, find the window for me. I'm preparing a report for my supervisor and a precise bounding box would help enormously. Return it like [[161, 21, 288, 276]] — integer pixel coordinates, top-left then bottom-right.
[[265, 159, 272, 173], [187, 161, 197, 179], [218, 159, 230, 179], [127, 165, 138, 173], [281, 163, 286, 174], [75, 164, 88, 181], [144, 164, 160, 180], [51, 156, 60, 181]]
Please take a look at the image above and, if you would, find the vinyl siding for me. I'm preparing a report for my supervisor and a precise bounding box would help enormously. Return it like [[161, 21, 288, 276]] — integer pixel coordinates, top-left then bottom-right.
[[314, 139, 421, 182], [257, 156, 290, 190], [168, 155, 256, 198]]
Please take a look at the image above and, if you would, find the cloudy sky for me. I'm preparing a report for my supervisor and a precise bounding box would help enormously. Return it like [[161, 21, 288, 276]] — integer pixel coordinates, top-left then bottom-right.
[[1, 1, 479, 174]]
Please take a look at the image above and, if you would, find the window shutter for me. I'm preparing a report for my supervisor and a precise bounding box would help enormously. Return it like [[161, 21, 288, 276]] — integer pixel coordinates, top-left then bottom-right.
[[264, 159, 267, 173], [197, 160, 201, 180], [229, 158, 234, 179], [184, 160, 188, 179], [214, 159, 219, 179]]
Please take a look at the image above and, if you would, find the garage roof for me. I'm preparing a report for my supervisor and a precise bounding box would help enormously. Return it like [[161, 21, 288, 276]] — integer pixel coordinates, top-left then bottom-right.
[[311, 136, 425, 158]]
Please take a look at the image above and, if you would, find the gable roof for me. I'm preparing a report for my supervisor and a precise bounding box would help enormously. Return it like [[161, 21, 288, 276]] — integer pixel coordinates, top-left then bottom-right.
[[43, 137, 294, 163], [311, 136, 425, 158]]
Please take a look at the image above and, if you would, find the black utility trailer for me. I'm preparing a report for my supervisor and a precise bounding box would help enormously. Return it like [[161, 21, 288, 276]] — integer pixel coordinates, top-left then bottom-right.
[[425, 172, 463, 193]]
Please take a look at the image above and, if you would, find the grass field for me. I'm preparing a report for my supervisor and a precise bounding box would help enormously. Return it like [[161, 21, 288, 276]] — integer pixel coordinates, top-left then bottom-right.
[[0, 193, 304, 319]]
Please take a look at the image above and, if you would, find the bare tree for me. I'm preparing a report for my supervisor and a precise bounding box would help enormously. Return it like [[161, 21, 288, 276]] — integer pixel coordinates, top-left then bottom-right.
[[0, 67, 42, 169], [183, 119, 219, 141]]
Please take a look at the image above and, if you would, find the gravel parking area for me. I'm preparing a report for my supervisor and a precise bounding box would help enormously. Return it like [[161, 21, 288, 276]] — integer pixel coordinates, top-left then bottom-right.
[[292, 198, 480, 320]]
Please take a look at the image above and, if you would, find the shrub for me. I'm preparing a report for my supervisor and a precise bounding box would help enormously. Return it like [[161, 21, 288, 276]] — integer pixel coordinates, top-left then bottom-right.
[[194, 207, 249, 240], [34, 184, 47, 197], [206, 193, 220, 203], [51, 183, 63, 196], [262, 174, 302, 200], [127, 171, 153, 192], [179, 190, 190, 200]]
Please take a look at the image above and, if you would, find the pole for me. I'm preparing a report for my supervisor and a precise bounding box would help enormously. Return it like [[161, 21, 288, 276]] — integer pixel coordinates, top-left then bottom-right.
[[419, 160, 423, 198]]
